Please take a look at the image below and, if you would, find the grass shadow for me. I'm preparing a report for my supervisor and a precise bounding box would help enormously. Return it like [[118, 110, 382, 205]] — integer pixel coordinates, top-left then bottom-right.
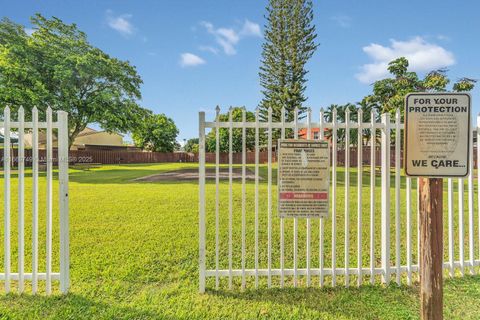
[[210, 284, 419, 319], [0, 292, 169, 319]]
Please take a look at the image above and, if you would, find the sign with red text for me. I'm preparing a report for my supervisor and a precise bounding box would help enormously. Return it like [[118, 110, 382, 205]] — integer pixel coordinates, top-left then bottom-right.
[[278, 140, 329, 218], [404, 93, 471, 177]]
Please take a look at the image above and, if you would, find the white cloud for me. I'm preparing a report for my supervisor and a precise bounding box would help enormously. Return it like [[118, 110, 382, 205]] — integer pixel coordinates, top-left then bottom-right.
[[106, 10, 135, 36], [355, 37, 455, 84], [331, 15, 351, 28], [199, 46, 219, 55], [180, 53, 206, 67], [200, 19, 261, 55], [240, 19, 262, 37]]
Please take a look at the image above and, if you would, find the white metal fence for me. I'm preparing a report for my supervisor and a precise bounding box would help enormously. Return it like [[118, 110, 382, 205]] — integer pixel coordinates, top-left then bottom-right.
[[1, 106, 69, 294], [198, 106, 480, 293]]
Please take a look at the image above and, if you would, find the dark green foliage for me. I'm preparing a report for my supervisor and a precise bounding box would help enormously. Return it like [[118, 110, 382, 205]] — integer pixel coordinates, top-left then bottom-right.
[[0, 14, 150, 147], [369, 57, 476, 117], [184, 138, 199, 153], [206, 107, 257, 153], [258, 0, 318, 123], [132, 113, 179, 152]]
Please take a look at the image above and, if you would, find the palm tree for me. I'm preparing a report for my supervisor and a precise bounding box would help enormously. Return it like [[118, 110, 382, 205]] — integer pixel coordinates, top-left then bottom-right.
[[323, 103, 357, 148]]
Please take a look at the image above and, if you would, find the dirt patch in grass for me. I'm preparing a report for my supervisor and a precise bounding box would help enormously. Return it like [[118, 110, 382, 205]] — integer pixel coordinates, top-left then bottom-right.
[[133, 167, 262, 181]]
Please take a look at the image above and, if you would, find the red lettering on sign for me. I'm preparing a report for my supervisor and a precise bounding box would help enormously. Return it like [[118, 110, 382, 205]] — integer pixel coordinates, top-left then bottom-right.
[[280, 192, 327, 200]]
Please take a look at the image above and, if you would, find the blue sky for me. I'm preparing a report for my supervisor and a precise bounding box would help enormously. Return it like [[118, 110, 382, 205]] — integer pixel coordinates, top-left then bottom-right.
[[2, 0, 480, 142]]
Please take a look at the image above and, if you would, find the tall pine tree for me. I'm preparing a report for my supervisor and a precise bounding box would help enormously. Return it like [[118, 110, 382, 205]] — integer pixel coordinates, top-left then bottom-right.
[[259, 0, 318, 123]]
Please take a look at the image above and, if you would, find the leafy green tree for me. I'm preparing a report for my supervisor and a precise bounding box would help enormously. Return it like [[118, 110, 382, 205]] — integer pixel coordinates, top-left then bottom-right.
[[184, 138, 199, 153], [355, 97, 378, 146], [370, 57, 476, 116], [258, 0, 318, 124], [132, 114, 179, 152], [0, 14, 150, 147], [323, 103, 357, 147], [206, 107, 258, 153]]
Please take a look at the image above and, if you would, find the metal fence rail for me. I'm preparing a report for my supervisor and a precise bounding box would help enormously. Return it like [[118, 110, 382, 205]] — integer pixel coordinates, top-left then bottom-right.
[[198, 106, 480, 293], [1, 107, 69, 294]]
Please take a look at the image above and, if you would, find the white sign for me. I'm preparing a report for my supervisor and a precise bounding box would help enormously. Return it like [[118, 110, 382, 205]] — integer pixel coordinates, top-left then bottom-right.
[[404, 93, 471, 177], [278, 140, 329, 218]]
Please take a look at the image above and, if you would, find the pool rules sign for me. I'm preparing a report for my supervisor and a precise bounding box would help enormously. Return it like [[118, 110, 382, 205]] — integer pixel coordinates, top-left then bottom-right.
[[278, 140, 329, 218], [405, 93, 471, 177]]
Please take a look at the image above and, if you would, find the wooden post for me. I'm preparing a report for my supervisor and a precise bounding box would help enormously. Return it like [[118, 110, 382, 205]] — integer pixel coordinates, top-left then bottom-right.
[[419, 177, 443, 320]]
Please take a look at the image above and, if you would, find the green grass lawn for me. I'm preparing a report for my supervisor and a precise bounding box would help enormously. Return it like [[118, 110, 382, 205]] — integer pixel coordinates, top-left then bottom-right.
[[0, 163, 479, 319]]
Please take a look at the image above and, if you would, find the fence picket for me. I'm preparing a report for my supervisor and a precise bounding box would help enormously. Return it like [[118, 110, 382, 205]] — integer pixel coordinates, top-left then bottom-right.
[[448, 178, 454, 277], [306, 108, 312, 286], [331, 107, 337, 287], [395, 109, 401, 285], [3, 107, 11, 293], [406, 177, 412, 284], [381, 113, 391, 284], [267, 107, 273, 288], [345, 108, 350, 287], [18, 107, 25, 293], [459, 178, 465, 276], [293, 107, 299, 287], [319, 108, 325, 287], [58, 111, 70, 294], [357, 108, 363, 286], [280, 107, 285, 287], [370, 110, 376, 284], [46, 107, 53, 294], [32, 107, 39, 294], [215, 106, 220, 289], [198, 111, 206, 293], [228, 108, 233, 289], [468, 124, 474, 275], [241, 108, 246, 289], [255, 108, 260, 288]]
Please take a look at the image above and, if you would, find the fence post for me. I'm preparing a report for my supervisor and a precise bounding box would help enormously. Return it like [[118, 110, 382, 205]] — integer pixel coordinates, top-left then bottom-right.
[[198, 111, 206, 293], [381, 113, 391, 284], [58, 111, 70, 294]]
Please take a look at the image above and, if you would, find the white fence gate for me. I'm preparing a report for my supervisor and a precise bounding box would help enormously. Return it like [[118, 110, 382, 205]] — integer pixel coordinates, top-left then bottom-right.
[[1, 106, 69, 294], [198, 106, 480, 293]]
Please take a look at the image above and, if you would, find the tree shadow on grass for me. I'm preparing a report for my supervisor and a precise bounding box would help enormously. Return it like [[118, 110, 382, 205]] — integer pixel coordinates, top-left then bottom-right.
[[0, 293, 167, 320], [210, 284, 419, 320]]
